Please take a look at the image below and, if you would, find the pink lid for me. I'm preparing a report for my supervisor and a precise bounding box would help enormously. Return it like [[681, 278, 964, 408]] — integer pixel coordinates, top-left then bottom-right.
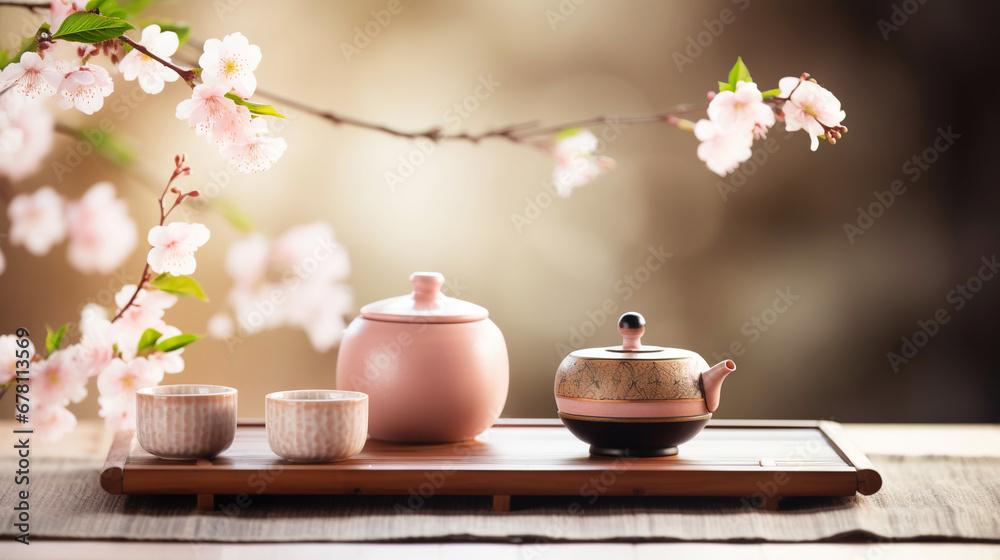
[[360, 272, 489, 324]]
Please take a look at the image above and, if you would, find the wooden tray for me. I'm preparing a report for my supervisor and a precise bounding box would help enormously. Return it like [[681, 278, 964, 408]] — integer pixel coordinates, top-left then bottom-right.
[[101, 418, 881, 512]]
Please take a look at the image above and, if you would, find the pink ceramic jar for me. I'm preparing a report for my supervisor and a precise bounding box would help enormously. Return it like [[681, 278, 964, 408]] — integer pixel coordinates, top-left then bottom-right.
[[336, 272, 509, 443]]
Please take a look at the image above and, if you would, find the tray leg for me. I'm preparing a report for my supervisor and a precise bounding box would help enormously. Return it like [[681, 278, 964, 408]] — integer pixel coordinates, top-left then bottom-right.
[[197, 494, 215, 512], [492, 495, 511, 512]]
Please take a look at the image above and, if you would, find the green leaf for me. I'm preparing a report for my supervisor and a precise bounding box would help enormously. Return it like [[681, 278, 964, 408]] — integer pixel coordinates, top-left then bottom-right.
[[136, 328, 162, 357], [86, 0, 127, 19], [52, 12, 134, 44], [726, 56, 752, 90], [150, 273, 209, 301], [0, 25, 49, 71], [45, 324, 69, 354], [761, 88, 781, 98], [155, 333, 200, 353], [225, 93, 287, 119], [216, 200, 255, 233], [555, 128, 583, 141], [138, 19, 191, 46], [718, 81, 733, 93]]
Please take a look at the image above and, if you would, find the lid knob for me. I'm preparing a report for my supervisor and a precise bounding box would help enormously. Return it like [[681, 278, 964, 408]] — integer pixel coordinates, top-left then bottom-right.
[[410, 272, 445, 310], [618, 312, 645, 351]]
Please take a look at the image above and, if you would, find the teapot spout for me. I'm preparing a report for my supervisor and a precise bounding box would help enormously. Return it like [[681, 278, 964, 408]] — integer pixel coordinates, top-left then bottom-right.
[[701, 360, 736, 413]]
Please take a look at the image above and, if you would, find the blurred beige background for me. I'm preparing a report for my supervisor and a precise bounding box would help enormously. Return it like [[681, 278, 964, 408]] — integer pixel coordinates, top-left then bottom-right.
[[2, 0, 996, 422]]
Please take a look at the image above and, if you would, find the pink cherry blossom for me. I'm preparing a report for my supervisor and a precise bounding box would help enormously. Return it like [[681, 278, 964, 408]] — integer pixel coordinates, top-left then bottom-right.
[[7, 186, 66, 256], [146, 221, 211, 276], [175, 83, 238, 135], [0, 52, 63, 99], [117, 25, 180, 95], [47, 0, 87, 30], [199, 32, 261, 98], [58, 64, 114, 115], [31, 403, 78, 442], [225, 223, 352, 352], [778, 76, 847, 151], [65, 182, 138, 274], [208, 104, 251, 146], [694, 118, 753, 177], [708, 81, 775, 139], [220, 118, 287, 173], [551, 130, 616, 198], [31, 349, 88, 407], [110, 285, 177, 354], [74, 306, 115, 377], [0, 94, 55, 182], [0, 334, 34, 384], [97, 357, 161, 432]]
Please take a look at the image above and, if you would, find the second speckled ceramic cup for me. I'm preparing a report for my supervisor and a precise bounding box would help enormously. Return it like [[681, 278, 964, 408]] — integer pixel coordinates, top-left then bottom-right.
[[265, 390, 368, 463], [136, 385, 238, 459]]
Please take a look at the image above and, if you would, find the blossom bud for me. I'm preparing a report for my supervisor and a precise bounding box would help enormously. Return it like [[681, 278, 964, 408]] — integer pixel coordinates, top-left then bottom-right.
[[187, 190, 200, 197]]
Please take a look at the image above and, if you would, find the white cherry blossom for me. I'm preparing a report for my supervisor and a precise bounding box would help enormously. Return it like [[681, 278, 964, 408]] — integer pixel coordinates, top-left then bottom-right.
[[7, 186, 66, 256], [220, 118, 287, 173], [778, 75, 847, 151], [58, 64, 114, 115], [47, 0, 87, 31], [0, 52, 63, 99], [175, 83, 238, 135], [73, 307, 115, 377], [65, 182, 138, 274], [198, 32, 261, 98], [551, 130, 616, 198], [118, 25, 180, 95], [207, 313, 235, 339], [708, 80, 775, 138], [110, 285, 177, 354], [146, 221, 211, 276], [142, 325, 186, 375], [694, 118, 753, 177]]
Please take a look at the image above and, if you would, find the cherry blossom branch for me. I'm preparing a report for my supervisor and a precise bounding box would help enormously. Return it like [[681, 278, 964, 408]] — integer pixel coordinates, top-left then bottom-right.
[[254, 86, 707, 144], [118, 35, 197, 85], [0, 1, 47, 12], [111, 155, 193, 323]]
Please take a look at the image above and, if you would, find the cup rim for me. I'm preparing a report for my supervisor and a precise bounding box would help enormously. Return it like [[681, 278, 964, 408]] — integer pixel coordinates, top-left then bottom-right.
[[137, 384, 238, 397], [266, 389, 368, 402]]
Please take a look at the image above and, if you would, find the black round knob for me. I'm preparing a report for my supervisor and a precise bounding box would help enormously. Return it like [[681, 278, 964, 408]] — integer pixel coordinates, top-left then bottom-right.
[[618, 312, 645, 330]]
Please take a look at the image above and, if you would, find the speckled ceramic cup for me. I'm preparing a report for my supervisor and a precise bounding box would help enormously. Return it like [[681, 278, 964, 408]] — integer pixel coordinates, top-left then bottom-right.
[[265, 390, 368, 463], [136, 385, 238, 459]]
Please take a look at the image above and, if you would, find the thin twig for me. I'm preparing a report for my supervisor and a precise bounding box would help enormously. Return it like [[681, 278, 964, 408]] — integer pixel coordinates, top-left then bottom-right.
[[111, 158, 191, 323]]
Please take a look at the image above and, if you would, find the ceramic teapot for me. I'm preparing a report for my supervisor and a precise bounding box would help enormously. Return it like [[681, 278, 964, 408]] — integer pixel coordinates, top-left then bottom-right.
[[554, 311, 735, 457], [336, 272, 509, 443]]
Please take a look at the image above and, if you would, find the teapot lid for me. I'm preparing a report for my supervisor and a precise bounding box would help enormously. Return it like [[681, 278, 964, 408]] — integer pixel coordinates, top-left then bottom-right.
[[568, 312, 705, 362], [360, 272, 489, 324]]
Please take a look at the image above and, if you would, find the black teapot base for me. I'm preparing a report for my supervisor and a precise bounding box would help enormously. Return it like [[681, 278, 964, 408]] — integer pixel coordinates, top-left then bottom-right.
[[559, 412, 711, 457]]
